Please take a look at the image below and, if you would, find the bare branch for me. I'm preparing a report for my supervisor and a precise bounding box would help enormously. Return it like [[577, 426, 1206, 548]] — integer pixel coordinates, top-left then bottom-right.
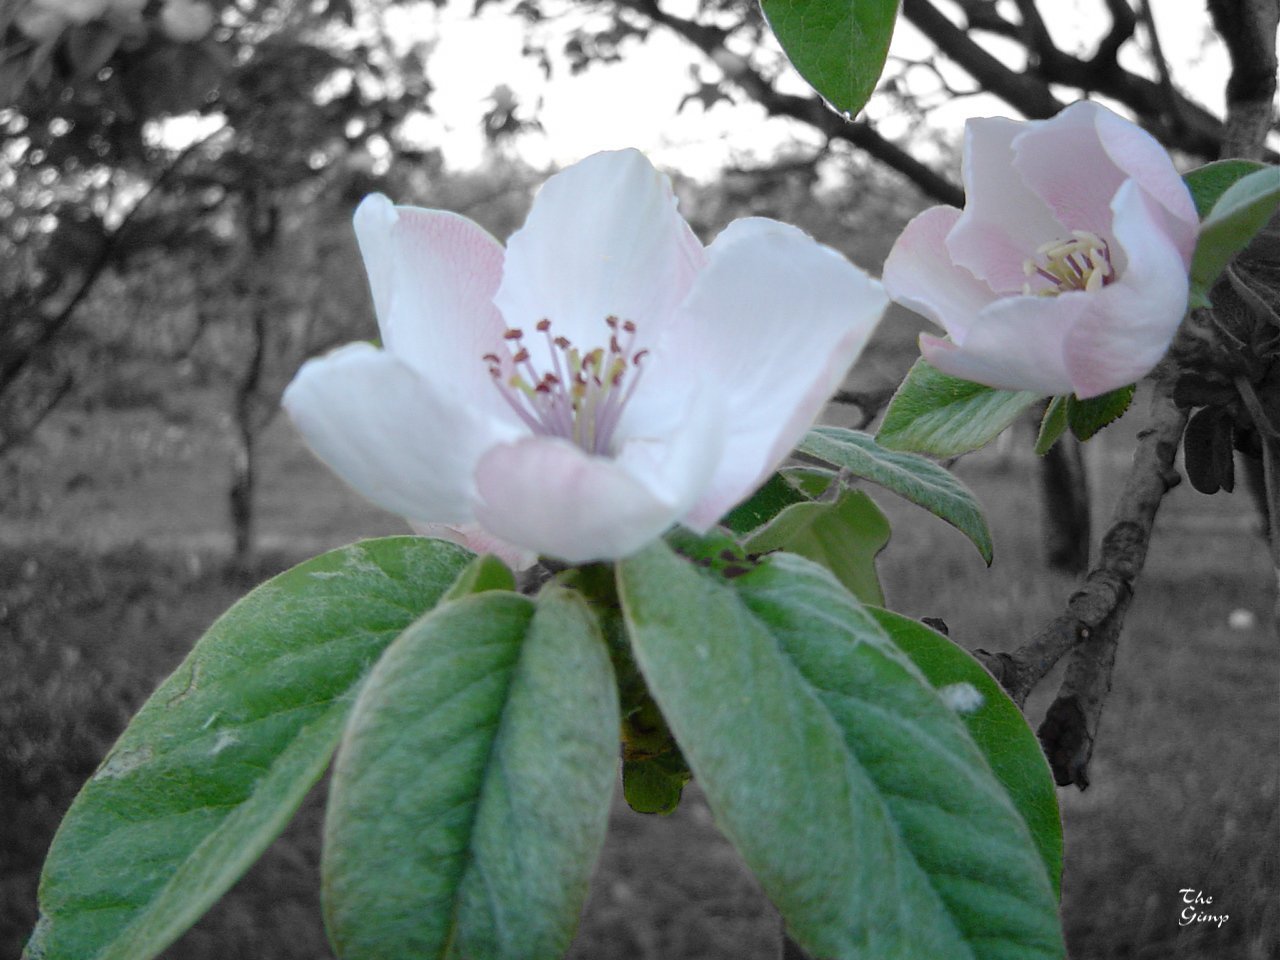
[[1207, 0, 1280, 159], [622, 0, 964, 205]]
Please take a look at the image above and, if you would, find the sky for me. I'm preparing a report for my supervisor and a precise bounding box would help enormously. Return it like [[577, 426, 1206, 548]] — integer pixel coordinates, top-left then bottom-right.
[[390, 0, 1233, 178]]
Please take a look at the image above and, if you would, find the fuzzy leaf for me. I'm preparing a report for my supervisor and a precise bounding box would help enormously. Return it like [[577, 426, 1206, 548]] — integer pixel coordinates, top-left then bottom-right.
[[26, 537, 475, 960], [617, 543, 1065, 960], [878, 358, 1040, 457]]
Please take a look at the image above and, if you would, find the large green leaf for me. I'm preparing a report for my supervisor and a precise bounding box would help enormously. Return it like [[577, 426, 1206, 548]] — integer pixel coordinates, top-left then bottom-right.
[[743, 487, 890, 604], [866, 608, 1063, 898], [322, 587, 618, 960], [617, 542, 1064, 960], [799, 425, 993, 563], [26, 537, 475, 960], [760, 0, 900, 117], [878, 358, 1041, 457], [1190, 164, 1280, 298]]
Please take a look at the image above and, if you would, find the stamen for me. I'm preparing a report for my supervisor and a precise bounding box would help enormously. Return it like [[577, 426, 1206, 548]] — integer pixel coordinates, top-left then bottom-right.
[[1024, 231, 1116, 296], [484, 316, 649, 456]]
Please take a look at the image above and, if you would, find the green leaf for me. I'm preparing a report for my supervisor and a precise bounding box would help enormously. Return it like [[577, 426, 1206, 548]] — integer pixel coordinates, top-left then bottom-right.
[[760, 0, 900, 117], [720, 470, 809, 536], [26, 537, 475, 960], [1184, 159, 1266, 218], [798, 425, 993, 564], [744, 487, 890, 604], [877, 358, 1041, 457], [441, 552, 516, 601], [1067, 384, 1135, 442], [1034, 397, 1069, 455], [865, 608, 1063, 898], [322, 587, 618, 960], [1191, 165, 1280, 297], [617, 543, 1065, 960]]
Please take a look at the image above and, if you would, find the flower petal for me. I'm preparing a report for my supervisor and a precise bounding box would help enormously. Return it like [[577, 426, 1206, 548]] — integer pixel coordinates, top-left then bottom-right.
[[1093, 105, 1199, 264], [353, 200, 515, 421], [883, 205, 1000, 341], [472, 432, 715, 563], [923, 291, 1088, 396], [1063, 181, 1190, 398], [639, 217, 886, 529], [1010, 101, 1129, 241], [947, 116, 1067, 293], [493, 149, 706, 356], [408, 521, 536, 572], [283, 343, 517, 524]]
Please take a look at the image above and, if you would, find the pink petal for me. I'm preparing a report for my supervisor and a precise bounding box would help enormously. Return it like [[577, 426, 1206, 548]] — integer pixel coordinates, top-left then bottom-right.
[[644, 218, 886, 529], [1012, 102, 1124, 239], [493, 149, 707, 360], [923, 291, 1088, 396], [472, 436, 707, 563], [408, 521, 536, 572], [1093, 106, 1199, 264], [283, 343, 517, 524], [883, 205, 1000, 342], [947, 117, 1067, 293], [354, 196, 512, 422], [1063, 181, 1190, 398]]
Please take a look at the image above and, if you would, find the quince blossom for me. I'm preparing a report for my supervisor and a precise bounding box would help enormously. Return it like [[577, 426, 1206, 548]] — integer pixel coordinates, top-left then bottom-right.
[[284, 150, 885, 564], [884, 101, 1198, 398]]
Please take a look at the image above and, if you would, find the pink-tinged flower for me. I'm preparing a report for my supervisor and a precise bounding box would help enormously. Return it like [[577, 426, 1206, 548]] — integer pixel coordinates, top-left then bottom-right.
[[284, 149, 885, 564], [884, 101, 1198, 399]]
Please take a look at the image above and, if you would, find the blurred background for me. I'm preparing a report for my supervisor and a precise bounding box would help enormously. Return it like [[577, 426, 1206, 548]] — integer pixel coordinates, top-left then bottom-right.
[[1, 1, 1276, 958]]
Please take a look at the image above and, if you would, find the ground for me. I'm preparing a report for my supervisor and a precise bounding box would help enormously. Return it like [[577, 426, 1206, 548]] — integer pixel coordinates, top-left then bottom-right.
[[1, 349, 1277, 959]]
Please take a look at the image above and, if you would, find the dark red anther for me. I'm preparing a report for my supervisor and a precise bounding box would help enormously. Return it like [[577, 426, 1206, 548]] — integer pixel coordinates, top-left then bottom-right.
[[555, 336, 570, 349], [536, 319, 551, 332], [504, 329, 523, 340], [482, 353, 500, 364], [622, 320, 636, 333], [512, 348, 530, 364], [633, 349, 650, 364]]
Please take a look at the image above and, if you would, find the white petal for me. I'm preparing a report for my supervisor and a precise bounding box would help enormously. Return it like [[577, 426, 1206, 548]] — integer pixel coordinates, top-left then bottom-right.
[[947, 117, 1066, 293], [353, 194, 398, 331], [883, 205, 1000, 342], [355, 203, 516, 423], [283, 343, 517, 524], [472, 438, 694, 563], [1063, 181, 1190, 397], [493, 149, 706, 357], [640, 217, 886, 529]]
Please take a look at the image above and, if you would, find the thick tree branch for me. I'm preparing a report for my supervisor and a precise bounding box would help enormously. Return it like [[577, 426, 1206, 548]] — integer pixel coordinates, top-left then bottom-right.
[[1207, 0, 1280, 159], [906, 0, 1248, 159]]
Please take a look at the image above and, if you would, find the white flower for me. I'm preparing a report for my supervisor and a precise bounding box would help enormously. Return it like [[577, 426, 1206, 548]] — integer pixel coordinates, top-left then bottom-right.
[[284, 150, 885, 564], [884, 101, 1198, 398]]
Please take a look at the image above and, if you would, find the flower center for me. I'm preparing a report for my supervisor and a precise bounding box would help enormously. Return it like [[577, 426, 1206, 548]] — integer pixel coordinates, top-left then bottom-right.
[[485, 316, 649, 456], [1022, 230, 1115, 296]]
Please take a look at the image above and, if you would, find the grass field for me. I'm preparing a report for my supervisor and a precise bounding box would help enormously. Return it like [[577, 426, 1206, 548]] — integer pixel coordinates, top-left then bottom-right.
[[2, 360, 1277, 959]]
